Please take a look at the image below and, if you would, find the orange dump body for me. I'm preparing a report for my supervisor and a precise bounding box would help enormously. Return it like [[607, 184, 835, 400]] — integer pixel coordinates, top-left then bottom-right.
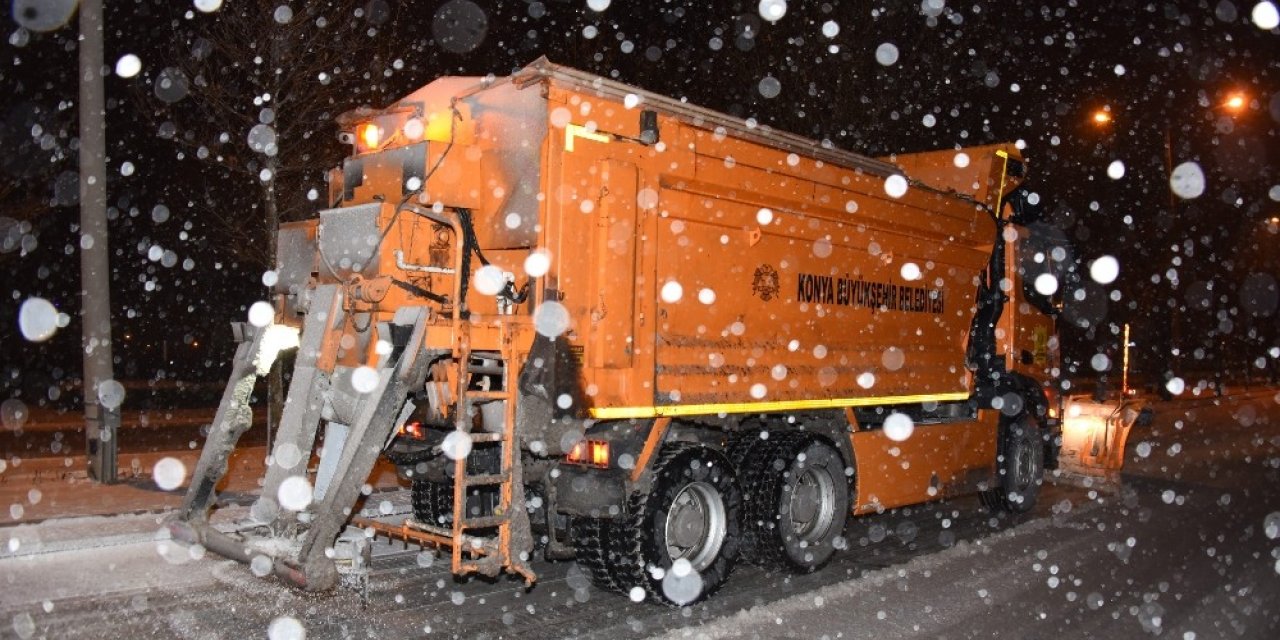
[[276, 60, 1063, 523], [305, 63, 1029, 418]]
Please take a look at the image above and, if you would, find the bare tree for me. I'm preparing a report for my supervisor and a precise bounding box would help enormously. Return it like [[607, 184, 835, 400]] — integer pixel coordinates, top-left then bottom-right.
[[144, 0, 409, 268], [136, 1, 410, 435], [0, 95, 75, 264]]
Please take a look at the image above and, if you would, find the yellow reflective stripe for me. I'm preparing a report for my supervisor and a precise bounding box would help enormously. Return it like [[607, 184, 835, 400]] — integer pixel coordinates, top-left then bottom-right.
[[589, 392, 971, 420], [995, 148, 1011, 218], [565, 123, 610, 151]]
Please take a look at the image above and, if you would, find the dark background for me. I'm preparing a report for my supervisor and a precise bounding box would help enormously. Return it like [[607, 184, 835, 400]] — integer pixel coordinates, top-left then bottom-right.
[[2, 0, 1277, 411]]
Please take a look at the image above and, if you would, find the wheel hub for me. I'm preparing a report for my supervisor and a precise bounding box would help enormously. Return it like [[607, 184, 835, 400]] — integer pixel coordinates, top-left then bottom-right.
[[789, 466, 836, 541], [664, 482, 727, 571], [1012, 437, 1036, 490], [791, 482, 820, 522], [669, 500, 705, 548]]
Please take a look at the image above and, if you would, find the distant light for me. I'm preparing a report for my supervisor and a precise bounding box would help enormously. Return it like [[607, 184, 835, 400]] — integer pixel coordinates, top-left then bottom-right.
[[1091, 110, 1112, 125], [1223, 92, 1247, 112]]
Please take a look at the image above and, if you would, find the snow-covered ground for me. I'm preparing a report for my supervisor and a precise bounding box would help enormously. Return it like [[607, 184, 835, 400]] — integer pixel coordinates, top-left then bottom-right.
[[652, 389, 1280, 640], [2, 389, 1278, 639]]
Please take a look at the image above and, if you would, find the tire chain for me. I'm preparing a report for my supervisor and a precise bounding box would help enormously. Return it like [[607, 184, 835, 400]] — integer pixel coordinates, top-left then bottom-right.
[[570, 516, 623, 593], [571, 441, 704, 603], [411, 478, 453, 525], [411, 444, 501, 525], [735, 430, 811, 569]]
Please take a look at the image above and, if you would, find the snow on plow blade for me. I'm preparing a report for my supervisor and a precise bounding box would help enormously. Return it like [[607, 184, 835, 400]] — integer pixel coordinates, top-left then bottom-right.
[[170, 291, 431, 591]]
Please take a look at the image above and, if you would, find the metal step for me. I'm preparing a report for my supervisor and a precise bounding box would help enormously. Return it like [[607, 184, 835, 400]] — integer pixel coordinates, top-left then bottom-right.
[[400, 519, 493, 552], [464, 390, 512, 401], [447, 324, 535, 584], [459, 514, 509, 529], [462, 472, 509, 487]]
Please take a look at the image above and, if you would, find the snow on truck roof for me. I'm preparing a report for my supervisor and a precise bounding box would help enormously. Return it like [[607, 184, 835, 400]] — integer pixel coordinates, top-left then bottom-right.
[[342, 57, 902, 179], [341, 58, 1004, 209], [509, 57, 901, 179]]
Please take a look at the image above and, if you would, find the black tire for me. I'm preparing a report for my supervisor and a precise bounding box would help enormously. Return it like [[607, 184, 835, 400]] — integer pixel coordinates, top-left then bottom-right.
[[411, 444, 501, 526], [573, 443, 741, 606], [411, 478, 503, 526], [411, 478, 455, 526], [571, 516, 622, 593], [738, 433, 849, 572], [725, 427, 765, 470], [981, 418, 1045, 513]]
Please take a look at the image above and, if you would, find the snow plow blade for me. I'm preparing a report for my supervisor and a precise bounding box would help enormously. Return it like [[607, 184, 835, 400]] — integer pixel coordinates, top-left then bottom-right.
[[1058, 395, 1154, 482], [172, 288, 432, 591]]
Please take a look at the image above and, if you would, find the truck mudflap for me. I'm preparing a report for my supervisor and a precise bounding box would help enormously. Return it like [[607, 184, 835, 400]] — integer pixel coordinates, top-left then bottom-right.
[[171, 285, 433, 591], [551, 465, 629, 518]]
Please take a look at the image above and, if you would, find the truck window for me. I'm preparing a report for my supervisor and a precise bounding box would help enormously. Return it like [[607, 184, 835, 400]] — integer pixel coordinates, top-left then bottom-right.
[[1017, 221, 1076, 316]]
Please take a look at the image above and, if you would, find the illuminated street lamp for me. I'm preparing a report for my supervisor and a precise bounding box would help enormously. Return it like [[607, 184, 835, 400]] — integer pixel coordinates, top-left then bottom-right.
[[1091, 109, 1112, 126], [1223, 91, 1248, 113]]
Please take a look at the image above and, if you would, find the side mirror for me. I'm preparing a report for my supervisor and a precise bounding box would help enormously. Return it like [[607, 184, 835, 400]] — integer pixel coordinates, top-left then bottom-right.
[[1006, 185, 1043, 226]]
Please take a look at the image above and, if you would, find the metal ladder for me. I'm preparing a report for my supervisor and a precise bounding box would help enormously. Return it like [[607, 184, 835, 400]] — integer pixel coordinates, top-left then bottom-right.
[[361, 320, 535, 583], [447, 321, 534, 581], [351, 205, 536, 583]]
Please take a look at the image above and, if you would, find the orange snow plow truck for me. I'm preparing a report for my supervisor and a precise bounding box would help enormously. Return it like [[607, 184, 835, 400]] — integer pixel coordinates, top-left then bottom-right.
[[173, 58, 1069, 605]]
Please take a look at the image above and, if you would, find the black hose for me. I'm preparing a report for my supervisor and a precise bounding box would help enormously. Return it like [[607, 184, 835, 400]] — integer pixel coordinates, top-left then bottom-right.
[[454, 206, 495, 314], [383, 445, 441, 466], [390, 278, 449, 305]]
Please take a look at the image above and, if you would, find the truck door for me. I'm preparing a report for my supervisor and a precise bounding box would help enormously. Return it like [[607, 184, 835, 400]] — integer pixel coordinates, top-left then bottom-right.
[[588, 160, 639, 369]]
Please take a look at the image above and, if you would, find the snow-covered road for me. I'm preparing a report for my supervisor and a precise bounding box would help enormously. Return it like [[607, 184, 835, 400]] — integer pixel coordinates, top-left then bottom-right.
[[3, 390, 1278, 639]]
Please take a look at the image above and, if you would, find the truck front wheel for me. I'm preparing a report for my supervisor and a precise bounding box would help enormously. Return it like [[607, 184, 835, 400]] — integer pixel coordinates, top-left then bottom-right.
[[981, 418, 1045, 514], [411, 445, 501, 526], [411, 478, 455, 526]]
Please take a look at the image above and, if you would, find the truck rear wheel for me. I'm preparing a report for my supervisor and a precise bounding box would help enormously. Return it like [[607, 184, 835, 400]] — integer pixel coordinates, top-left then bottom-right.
[[411, 444, 501, 526], [739, 433, 849, 572], [411, 479, 454, 526], [411, 479, 501, 526], [573, 443, 741, 606], [981, 418, 1045, 514]]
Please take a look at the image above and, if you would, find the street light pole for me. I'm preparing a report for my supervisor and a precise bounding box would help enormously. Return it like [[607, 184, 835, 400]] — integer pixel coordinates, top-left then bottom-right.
[[1164, 123, 1182, 375], [79, 0, 120, 483]]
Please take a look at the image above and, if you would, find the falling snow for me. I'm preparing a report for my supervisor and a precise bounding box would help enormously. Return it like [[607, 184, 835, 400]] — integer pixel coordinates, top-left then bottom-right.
[[1, 3, 1278, 637]]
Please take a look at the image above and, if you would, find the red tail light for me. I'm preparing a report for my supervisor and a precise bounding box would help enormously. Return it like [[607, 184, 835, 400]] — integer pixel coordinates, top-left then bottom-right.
[[397, 421, 425, 440], [566, 440, 609, 468]]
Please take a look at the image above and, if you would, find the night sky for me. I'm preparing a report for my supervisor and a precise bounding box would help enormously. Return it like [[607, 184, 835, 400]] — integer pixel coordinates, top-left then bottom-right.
[[1, 0, 1277, 408]]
